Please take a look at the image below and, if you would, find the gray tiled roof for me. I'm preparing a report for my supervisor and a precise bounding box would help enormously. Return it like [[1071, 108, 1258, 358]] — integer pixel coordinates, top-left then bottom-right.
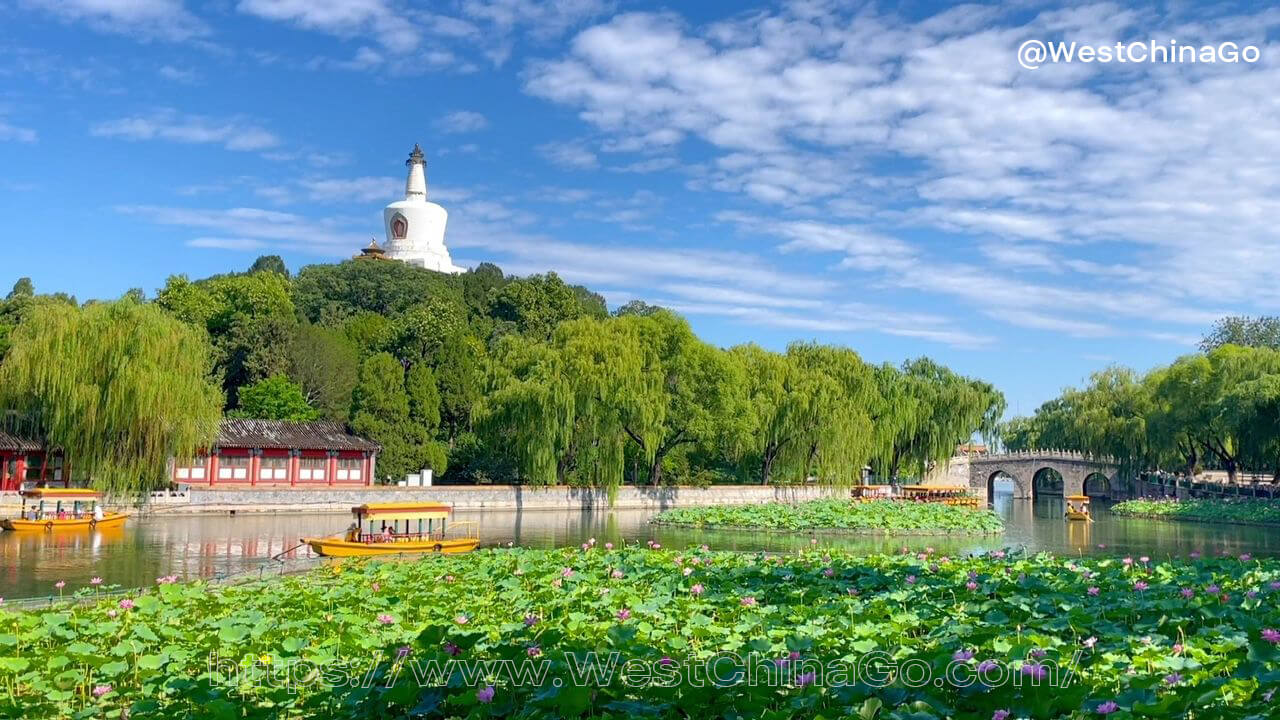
[[0, 430, 42, 452], [216, 420, 380, 452]]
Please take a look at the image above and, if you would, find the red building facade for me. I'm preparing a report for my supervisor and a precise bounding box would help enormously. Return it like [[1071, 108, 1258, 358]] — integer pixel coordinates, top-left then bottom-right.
[[0, 431, 64, 491], [172, 420, 380, 488]]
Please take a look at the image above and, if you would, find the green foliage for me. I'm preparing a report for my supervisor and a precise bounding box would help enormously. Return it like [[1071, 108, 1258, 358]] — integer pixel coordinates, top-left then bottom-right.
[[0, 300, 222, 494], [248, 254, 290, 278], [287, 324, 359, 421], [1200, 315, 1280, 351], [488, 272, 606, 339], [652, 499, 1004, 533], [1112, 498, 1280, 526], [388, 296, 466, 364], [1007, 345, 1280, 480], [8, 547, 1280, 719], [228, 374, 320, 422], [292, 259, 463, 324], [350, 353, 446, 482]]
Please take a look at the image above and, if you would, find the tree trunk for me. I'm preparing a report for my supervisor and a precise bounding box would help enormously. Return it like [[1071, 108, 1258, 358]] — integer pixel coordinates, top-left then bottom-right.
[[761, 447, 776, 485]]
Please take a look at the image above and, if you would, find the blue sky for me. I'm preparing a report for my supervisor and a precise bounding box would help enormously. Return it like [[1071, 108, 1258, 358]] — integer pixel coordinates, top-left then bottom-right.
[[2, 1, 1279, 416]]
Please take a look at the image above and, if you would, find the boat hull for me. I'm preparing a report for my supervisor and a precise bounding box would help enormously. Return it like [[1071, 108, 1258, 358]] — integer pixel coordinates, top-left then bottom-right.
[[1, 513, 128, 532], [302, 536, 479, 557], [1065, 511, 1091, 522]]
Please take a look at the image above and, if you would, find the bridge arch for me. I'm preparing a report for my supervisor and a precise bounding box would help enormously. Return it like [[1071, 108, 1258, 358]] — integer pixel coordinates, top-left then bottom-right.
[[1033, 467, 1064, 497], [1083, 472, 1112, 498], [986, 470, 1028, 502]]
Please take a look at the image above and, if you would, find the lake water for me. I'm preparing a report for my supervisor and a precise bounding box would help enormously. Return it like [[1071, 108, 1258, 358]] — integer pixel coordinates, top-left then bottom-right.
[[2, 492, 1277, 600]]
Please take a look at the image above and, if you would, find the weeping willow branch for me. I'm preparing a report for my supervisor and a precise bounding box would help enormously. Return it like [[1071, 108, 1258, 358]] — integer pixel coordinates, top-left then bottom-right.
[[0, 300, 223, 496]]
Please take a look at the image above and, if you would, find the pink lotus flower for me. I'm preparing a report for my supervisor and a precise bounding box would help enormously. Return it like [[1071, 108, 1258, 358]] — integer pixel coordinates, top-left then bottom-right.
[[1139, 556, 1149, 564], [682, 567, 693, 576], [524, 615, 539, 626], [118, 598, 134, 610], [740, 596, 757, 607], [690, 584, 704, 596], [616, 608, 631, 621], [796, 671, 816, 687], [90, 577, 103, 586], [611, 569, 624, 579], [1262, 628, 1280, 644], [444, 642, 461, 656], [953, 648, 974, 662], [155, 575, 178, 584], [1240, 554, 1253, 562], [846, 587, 859, 597], [1020, 663, 1047, 680], [905, 575, 917, 585], [1270, 582, 1280, 591], [652, 543, 661, 550], [561, 567, 574, 578], [822, 568, 834, 577], [659, 656, 673, 666], [1134, 581, 1149, 592], [476, 685, 495, 703], [1189, 551, 1200, 558], [1082, 636, 1097, 649], [54, 580, 66, 590], [513, 569, 524, 576], [581, 543, 590, 551], [371, 582, 380, 591], [454, 615, 469, 625], [551, 578, 562, 588], [527, 645, 541, 657], [966, 581, 978, 591], [92, 684, 112, 698], [604, 542, 613, 550], [1164, 672, 1182, 685], [1096, 700, 1119, 714], [444, 575, 455, 584], [992, 710, 1010, 720], [1181, 587, 1195, 599], [377, 614, 395, 625], [1206, 584, 1221, 594], [1123, 557, 1133, 567], [397, 646, 411, 659], [106, 610, 117, 619], [1087, 586, 1100, 596]]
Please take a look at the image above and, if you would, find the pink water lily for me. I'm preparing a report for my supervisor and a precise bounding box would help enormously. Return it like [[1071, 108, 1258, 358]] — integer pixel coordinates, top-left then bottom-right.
[[1088, 586, 1100, 596], [740, 596, 757, 607], [92, 685, 112, 698], [376, 614, 395, 625], [476, 685, 495, 703], [1261, 628, 1280, 644], [1096, 700, 1119, 714], [616, 608, 631, 621], [90, 577, 103, 586], [992, 711, 1010, 720], [690, 583, 704, 596], [118, 598, 134, 611], [454, 614, 469, 625], [966, 581, 978, 591]]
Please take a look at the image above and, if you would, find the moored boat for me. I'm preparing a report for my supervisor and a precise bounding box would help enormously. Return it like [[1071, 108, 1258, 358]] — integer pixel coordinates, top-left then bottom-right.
[[2, 488, 128, 532], [303, 502, 478, 557]]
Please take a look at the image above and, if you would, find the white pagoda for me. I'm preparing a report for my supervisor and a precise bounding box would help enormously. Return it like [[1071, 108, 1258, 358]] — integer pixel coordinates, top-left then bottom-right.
[[382, 144, 462, 274]]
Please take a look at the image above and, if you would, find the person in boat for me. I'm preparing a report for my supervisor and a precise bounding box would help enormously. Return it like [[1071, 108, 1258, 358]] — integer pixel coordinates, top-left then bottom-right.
[[93, 505, 104, 522], [344, 523, 359, 543]]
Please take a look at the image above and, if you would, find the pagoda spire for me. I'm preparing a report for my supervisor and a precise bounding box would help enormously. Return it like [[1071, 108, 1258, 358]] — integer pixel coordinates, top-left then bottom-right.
[[404, 143, 427, 201]]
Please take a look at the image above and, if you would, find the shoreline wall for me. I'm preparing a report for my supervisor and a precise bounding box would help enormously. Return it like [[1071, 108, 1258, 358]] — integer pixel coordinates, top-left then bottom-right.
[[139, 484, 849, 515]]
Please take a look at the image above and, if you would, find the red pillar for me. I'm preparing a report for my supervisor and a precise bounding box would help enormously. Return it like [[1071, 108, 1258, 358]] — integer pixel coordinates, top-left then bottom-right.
[[13, 456, 26, 489], [249, 450, 261, 487], [289, 451, 299, 487], [0, 454, 8, 491], [327, 452, 337, 487], [367, 453, 376, 486], [362, 453, 371, 486], [208, 453, 219, 487]]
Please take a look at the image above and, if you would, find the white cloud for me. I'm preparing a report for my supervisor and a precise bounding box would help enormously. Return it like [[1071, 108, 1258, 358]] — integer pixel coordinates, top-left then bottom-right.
[[299, 176, 400, 202], [537, 140, 598, 169], [436, 110, 489, 133], [21, 0, 208, 40], [91, 110, 280, 151], [238, 0, 419, 52], [188, 237, 267, 251], [525, 4, 1280, 342], [117, 205, 360, 255], [0, 120, 37, 143], [158, 65, 198, 83]]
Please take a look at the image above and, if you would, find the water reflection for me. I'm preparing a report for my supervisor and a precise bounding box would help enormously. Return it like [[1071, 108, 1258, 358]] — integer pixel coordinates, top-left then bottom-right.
[[3, 492, 1279, 599]]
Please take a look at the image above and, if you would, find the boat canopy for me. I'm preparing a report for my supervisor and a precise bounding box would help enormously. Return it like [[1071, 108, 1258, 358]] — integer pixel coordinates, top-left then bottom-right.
[[352, 502, 452, 522], [1067, 495, 1091, 501], [20, 488, 101, 500]]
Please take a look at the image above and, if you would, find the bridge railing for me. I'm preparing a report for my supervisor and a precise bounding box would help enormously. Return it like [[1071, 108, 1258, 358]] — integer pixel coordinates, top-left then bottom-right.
[[969, 449, 1118, 464]]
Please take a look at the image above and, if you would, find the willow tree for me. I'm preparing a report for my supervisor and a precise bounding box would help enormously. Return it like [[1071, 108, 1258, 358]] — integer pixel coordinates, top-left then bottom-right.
[[785, 342, 876, 484], [869, 359, 1004, 479], [617, 311, 744, 485], [0, 299, 222, 494], [476, 317, 662, 488]]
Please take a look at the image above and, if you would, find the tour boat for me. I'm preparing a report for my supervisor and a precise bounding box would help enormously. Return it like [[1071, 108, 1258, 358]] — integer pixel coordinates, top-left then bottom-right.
[[899, 485, 981, 508], [2, 488, 128, 532], [1065, 494, 1092, 521], [302, 502, 479, 557]]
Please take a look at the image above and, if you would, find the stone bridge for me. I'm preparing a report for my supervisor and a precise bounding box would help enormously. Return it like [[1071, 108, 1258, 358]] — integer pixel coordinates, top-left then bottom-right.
[[967, 450, 1119, 500]]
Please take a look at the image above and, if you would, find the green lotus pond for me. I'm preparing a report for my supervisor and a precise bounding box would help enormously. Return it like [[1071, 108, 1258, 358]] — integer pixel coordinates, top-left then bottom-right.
[[5, 543, 1280, 719], [650, 499, 1005, 534], [1112, 498, 1280, 527]]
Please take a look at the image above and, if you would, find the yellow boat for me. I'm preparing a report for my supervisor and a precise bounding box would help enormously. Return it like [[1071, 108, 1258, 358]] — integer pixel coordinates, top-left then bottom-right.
[[1065, 494, 1092, 522], [2, 488, 128, 532], [303, 501, 478, 557]]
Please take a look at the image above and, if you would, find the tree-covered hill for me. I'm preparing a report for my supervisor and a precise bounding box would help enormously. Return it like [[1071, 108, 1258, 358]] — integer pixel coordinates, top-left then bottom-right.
[[0, 257, 1004, 489]]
